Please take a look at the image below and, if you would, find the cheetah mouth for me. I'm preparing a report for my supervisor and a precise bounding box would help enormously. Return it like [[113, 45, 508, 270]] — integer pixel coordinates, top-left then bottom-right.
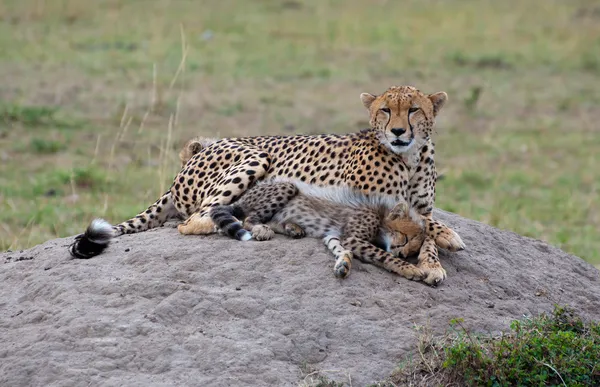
[[391, 139, 413, 147]]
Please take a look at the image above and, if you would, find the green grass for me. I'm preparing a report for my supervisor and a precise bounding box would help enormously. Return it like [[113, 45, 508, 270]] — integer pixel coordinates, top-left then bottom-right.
[[388, 305, 600, 386], [0, 0, 599, 265]]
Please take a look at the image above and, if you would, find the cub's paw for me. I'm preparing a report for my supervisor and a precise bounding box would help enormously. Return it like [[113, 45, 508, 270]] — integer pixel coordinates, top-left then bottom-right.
[[251, 224, 275, 241], [434, 226, 466, 252], [388, 259, 425, 281], [284, 223, 306, 239], [402, 264, 425, 282], [334, 251, 353, 279]]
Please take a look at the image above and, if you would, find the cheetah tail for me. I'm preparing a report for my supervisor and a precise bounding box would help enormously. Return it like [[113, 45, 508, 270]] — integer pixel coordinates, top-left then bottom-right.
[[209, 205, 251, 241], [69, 190, 179, 259], [69, 219, 114, 259]]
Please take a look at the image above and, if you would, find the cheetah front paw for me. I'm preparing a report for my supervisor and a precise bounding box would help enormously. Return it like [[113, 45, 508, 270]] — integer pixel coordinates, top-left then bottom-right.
[[419, 264, 447, 286], [251, 224, 275, 241], [284, 223, 306, 239], [333, 251, 353, 279], [434, 227, 466, 252]]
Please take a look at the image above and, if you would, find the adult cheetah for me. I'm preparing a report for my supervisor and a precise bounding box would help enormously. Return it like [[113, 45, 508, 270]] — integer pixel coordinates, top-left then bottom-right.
[[70, 85, 464, 282], [209, 179, 445, 284]]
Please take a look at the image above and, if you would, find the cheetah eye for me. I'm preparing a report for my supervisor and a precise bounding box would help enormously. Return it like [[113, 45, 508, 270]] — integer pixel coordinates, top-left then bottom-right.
[[408, 107, 419, 114], [380, 108, 391, 114]]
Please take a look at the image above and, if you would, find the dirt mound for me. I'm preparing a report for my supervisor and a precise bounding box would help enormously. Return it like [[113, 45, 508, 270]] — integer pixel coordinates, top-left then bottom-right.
[[1, 209, 599, 386]]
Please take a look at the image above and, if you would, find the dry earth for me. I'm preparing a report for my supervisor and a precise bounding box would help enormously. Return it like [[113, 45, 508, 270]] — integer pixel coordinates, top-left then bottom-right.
[[1, 209, 599, 386]]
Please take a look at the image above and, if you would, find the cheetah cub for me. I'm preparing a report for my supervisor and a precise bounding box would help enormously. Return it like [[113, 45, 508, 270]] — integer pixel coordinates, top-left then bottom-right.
[[178, 136, 220, 168], [210, 180, 445, 285]]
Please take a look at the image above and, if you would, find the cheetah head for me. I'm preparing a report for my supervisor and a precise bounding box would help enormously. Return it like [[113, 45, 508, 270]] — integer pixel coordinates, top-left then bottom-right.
[[360, 85, 447, 154], [381, 200, 427, 258]]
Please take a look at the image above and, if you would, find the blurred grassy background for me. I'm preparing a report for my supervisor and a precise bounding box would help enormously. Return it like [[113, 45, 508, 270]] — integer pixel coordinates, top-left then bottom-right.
[[0, 0, 598, 265]]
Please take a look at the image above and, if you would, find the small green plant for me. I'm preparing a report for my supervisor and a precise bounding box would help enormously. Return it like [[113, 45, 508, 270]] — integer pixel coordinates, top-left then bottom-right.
[[1, 104, 59, 127], [581, 51, 600, 73], [29, 138, 67, 154], [0, 103, 81, 128], [463, 86, 483, 112], [216, 102, 245, 117], [298, 362, 346, 387], [69, 166, 108, 189], [448, 51, 513, 70]]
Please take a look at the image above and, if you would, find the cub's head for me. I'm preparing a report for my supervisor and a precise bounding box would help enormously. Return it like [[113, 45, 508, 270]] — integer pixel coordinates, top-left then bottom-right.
[[179, 136, 219, 167], [360, 85, 447, 154], [385, 201, 426, 258]]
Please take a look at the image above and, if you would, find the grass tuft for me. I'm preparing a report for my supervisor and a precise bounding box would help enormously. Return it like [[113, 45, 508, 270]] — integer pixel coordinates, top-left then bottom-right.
[[29, 138, 67, 154], [388, 305, 600, 386], [1, 104, 60, 127]]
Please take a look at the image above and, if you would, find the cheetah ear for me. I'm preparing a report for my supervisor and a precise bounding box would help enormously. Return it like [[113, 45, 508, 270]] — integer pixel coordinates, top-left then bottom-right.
[[428, 92, 448, 116], [360, 93, 377, 109], [188, 141, 204, 155]]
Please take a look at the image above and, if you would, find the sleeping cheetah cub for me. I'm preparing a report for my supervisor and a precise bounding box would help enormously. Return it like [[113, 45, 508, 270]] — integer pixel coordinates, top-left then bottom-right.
[[210, 179, 445, 285]]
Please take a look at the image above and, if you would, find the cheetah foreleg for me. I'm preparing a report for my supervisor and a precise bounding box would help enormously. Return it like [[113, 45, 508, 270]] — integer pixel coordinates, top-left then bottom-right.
[[416, 236, 447, 286], [423, 218, 465, 252], [342, 236, 424, 281], [323, 235, 353, 279]]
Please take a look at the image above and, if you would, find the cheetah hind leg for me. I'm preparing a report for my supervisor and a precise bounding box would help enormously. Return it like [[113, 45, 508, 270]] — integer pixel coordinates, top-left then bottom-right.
[[178, 210, 219, 235], [323, 235, 353, 279], [182, 209, 277, 240], [177, 150, 271, 235]]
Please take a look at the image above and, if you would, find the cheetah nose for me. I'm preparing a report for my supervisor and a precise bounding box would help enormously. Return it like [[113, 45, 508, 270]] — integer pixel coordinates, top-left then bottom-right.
[[391, 128, 406, 136]]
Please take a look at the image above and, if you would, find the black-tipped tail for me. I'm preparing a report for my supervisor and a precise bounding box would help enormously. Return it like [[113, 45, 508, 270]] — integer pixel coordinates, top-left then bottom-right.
[[69, 219, 115, 259], [210, 205, 251, 241]]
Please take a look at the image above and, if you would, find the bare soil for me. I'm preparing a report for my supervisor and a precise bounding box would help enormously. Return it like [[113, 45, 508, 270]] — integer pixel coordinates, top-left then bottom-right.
[[1, 209, 599, 386]]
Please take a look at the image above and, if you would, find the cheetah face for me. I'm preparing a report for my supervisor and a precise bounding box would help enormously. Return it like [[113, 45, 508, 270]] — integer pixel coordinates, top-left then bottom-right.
[[360, 85, 447, 155], [384, 206, 427, 258], [387, 226, 426, 258]]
